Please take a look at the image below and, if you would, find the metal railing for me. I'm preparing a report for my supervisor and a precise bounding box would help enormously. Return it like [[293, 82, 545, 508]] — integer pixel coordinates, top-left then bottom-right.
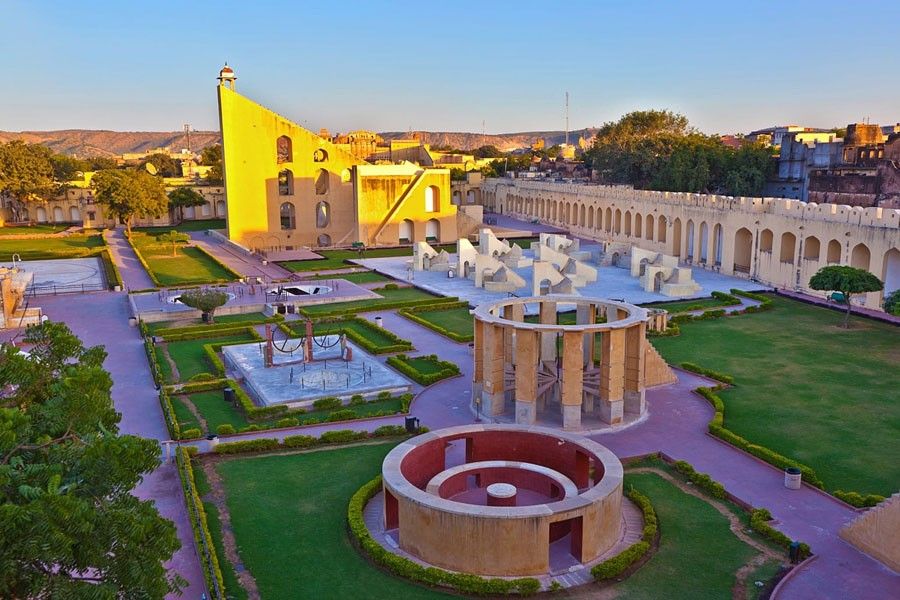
[[26, 281, 107, 296]]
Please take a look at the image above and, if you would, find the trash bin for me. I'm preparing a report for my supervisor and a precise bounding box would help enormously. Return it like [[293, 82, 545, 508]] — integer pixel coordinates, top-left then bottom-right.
[[375, 316, 384, 328], [789, 541, 801, 564], [224, 388, 236, 404], [206, 434, 219, 449], [784, 467, 802, 490], [448, 269, 455, 278], [405, 416, 420, 433]]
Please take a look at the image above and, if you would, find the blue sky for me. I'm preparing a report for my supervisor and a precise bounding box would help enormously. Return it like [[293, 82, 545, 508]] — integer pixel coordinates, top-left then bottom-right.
[[1, 0, 898, 135]]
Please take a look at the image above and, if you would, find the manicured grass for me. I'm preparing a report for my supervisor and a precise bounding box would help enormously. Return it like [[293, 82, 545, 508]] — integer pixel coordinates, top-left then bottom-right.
[[292, 318, 411, 353], [215, 443, 451, 599], [308, 270, 392, 284], [187, 390, 250, 432], [0, 234, 103, 261], [192, 466, 247, 600], [300, 286, 445, 316], [0, 224, 69, 236], [617, 472, 760, 598], [641, 296, 738, 313], [410, 306, 473, 338], [153, 345, 175, 384], [651, 295, 900, 496], [279, 245, 457, 272], [148, 312, 274, 334], [129, 231, 238, 286], [136, 218, 226, 233], [166, 332, 257, 382], [171, 395, 201, 432]]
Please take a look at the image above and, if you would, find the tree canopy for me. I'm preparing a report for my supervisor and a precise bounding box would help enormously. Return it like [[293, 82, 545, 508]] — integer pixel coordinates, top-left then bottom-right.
[[200, 144, 223, 185], [167, 187, 206, 222], [583, 110, 774, 196], [809, 265, 884, 328], [178, 288, 229, 322], [0, 141, 58, 208], [92, 169, 168, 235], [138, 153, 180, 178], [157, 230, 191, 256], [0, 322, 182, 597], [472, 145, 504, 159]]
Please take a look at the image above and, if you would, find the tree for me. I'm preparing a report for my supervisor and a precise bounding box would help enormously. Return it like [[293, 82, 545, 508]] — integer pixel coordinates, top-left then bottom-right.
[[178, 288, 229, 323], [200, 144, 223, 185], [0, 141, 57, 220], [809, 265, 884, 328], [0, 321, 182, 598], [137, 153, 180, 178], [167, 187, 206, 223], [92, 169, 168, 236], [49, 154, 90, 183], [882, 289, 900, 316], [472, 145, 504, 159], [157, 230, 190, 256]]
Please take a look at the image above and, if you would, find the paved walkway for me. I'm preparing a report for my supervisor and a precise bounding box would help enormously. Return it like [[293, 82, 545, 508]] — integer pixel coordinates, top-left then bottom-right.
[[188, 232, 292, 281], [104, 228, 156, 290], [28, 292, 207, 599]]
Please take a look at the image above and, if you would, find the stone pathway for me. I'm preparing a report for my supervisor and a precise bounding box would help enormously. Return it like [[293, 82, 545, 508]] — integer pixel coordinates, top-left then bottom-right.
[[188, 231, 292, 281], [104, 227, 156, 290]]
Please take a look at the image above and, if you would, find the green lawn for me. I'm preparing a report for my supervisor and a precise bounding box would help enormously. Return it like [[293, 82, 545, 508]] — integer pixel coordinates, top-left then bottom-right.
[[186, 390, 250, 433], [651, 295, 900, 496], [641, 296, 738, 313], [300, 286, 446, 316], [0, 234, 103, 261], [136, 218, 225, 233], [193, 466, 247, 600], [0, 224, 69, 236], [410, 306, 473, 338], [171, 395, 201, 432], [148, 312, 274, 334], [215, 443, 451, 599], [165, 332, 257, 382], [129, 231, 238, 286], [616, 472, 766, 599], [309, 270, 392, 284], [279, 245, 457, 272]]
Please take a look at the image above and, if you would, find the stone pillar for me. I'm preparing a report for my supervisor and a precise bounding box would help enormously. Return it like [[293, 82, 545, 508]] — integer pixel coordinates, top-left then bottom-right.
[[473, 318, 484, 384], [515, 328, 539, 425], [561, 331, 584, 430], [539, 301, 557, 362], [624, 323, 646, 415], [503, 306, 516, 364], [599, 328, 625, 424], [481, 323, 506, 416]]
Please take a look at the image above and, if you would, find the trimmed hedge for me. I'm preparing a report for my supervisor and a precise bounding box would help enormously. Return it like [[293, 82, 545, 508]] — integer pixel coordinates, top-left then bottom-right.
[[348, 475, 541, 595], [832, 490, 886, 508], [398, 301, 474, 342], [672, 460, 727, 499], [286, 317, 414, 354], [592, 487, 656, 580], [386, 353, 461, 386], [213, 428, 400, 455], [98, 247, 124, 290], [750, 508, 811, 559], [175, 447, 226, 596], [730, 289, 774, 313], [680, 362, 735, 385], [192, 244, 243, 281], [300, 295, 459, 319], [158, 324, 259, 342]]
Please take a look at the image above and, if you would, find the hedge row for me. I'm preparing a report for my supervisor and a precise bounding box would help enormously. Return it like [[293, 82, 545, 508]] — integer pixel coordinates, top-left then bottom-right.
[[97, 246, 123, 290], [398, 301, 474, 342], [672, 460, 727, 499], [386, 354, 461, 386], [213, 427, 409, 455], [832, 490, 886, 508], [158, 324, 260, 342], [192, 244, 243, 282], [649, 290, 774, 337], [591, 487, 657, 580], [680, 362, 735, 385], [153, 315, 283, 338], [175, 447, 226, 598], [140, 321, 182, 440], [299, 295, 459, 319], [750, 508, 811, 559], [697, 384, 825, 489], [348, 475, 540, 595]]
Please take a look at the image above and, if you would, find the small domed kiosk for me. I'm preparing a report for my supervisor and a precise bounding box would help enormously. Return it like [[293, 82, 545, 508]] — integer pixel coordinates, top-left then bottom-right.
[[380, 424, 624, 576]]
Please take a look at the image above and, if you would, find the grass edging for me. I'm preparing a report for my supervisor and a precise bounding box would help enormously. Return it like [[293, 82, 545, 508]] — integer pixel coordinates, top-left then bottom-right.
[[348, 475, 541, 596], [282, 316, 414, 354], [212, 427, 415, 454], [397, 301, 474, 342], [591, 487, 657, 580], [648, 289, 774, 338], [299, 293, 460, 319], [192, 244, 244, 282], [386, 353, 461, 385]]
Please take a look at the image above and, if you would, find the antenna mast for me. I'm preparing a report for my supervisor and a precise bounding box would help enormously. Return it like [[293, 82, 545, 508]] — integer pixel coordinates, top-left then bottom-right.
[[565, 92, 570, 147]]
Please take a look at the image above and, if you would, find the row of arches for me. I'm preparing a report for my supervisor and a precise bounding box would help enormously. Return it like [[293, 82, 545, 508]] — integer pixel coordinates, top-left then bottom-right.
[[280, 201, 331, 230], [399, 218, 441, 243], [275, 135, 329, 164], [29, 199, 227, 224], [451, 189, 478, 205], [278, 169, 330, 196]]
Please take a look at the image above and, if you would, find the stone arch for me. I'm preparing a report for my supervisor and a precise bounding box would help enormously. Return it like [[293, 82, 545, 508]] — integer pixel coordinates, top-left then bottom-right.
[[452, 190, 462, 204], [313, 148, 328, 163], [184, 205, 196, 220], [278, 169, 293, 195], [686, 220, 695, 259], [53, 206, 64, 222], [588, 206, 594, 229], [614, 209, 621, 234], [426, 218, 440, 242], [882, 248, 900, 295], [315, 169, 329, 195], [572, 203, 579, 226], [733, 228, 753, 273], [657, 216, 667, 244], [653, 271, 664, 292], [36, 207, 47, 223], [552, 202, 557, 222], [699, 222, 709, 262], [803, 236, 821, 261], [645, 214, 654, 241], [276, 135, 292, 163], [851, 243, 870, 270], [624, 211, 632, 236], [634, 212, 643, 238], [69, 206, 80, 222], [605, 207, 612, 232], [216, 200, 226, 217], [467, 190, 476, 204], [579, 204, 586, 227], [316, 201, 330, 228], [827, 239, 842, 264], [780, 232, 797, 263], [713, 223, 723, 265], [340, 168, 352, 183], [425, 185, 440, 212], [672, 217, 682, 257], [760, 229, 773, 252], [279, 202, 296, 230], [317, 233, 332, 246], [399, 219, 413, 243]]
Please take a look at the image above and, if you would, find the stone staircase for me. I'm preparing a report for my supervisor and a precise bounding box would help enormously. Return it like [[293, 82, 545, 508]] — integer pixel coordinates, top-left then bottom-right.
[[644, 343, 677, 387], [839, 492, 900, 572]]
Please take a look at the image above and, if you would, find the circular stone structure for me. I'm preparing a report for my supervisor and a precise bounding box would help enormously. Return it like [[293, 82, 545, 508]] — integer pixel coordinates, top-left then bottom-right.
[[381, 424, 624, 577], [472, 294, 652, 429]]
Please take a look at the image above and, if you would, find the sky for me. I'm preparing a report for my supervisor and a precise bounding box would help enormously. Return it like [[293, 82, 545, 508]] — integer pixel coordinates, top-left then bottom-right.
[[1, 0, 898, 136]]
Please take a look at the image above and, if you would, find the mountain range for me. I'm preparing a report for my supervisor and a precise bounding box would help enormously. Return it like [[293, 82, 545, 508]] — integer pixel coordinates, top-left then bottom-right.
[[0, 128, 600, 157]]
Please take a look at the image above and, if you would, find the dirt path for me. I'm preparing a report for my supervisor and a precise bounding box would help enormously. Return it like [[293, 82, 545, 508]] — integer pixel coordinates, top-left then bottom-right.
[[199, 461, 261, 600], [629, 467, 785, 600], [159, 343, 181, 383], [178, 394, 209, 433]]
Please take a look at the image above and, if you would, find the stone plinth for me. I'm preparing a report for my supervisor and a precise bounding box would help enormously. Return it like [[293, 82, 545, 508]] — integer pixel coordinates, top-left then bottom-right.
[[486, 483, 517, 507]]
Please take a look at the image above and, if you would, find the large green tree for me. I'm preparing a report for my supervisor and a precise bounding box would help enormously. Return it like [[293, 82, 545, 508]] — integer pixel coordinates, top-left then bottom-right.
[[809, 265, 884, 328], [0, 141, 58, 220], [137, 153, 180, 178], [167, 187, 206, 223], [178, 288, 229, 323], [0, 322, 182, 597], [200, 144, 223, 185], [92, 169, 168, 236]]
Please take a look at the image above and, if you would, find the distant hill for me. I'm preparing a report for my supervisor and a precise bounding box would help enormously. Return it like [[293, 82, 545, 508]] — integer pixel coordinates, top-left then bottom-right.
[[0, 127, 600, 157]]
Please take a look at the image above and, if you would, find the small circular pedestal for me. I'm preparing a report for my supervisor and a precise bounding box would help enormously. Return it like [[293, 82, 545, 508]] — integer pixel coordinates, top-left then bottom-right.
[[486, 483, 517, 507]]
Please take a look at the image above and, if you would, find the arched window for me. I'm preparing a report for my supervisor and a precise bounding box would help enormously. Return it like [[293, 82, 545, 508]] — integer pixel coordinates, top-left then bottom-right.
[[425, 186, 439, 212], [276, 136, 292, 163], [851, 243, 871, 270], [733, 228, 753, 273], [780, 232, 797, 263], [280, 202, 296, 230], [69, 206, 81, 222], [803, 236, 820, 261], [399, 219, 413, 243], [316, 201, 330, 229], [315, 169, 329, 195], [425, 218, 440, 242], [340, 168, 352, 183], [646, 214, 654, 241], [313, 148, 328, 163], [278, 169, 293, 195], [216, 200, 226, 217], [317, 234, 332, 246], [624, 211, 632, 236], [826, 239, 842, 264], [466, 190, 476, 204], [452, 190, 462, 204], [657, 216, 667, 243], [760, 229, 774, 252]]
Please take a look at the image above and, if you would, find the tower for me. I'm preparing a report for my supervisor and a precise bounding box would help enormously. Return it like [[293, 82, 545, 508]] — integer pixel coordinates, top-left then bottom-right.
[[217, 63, 236, 90]]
